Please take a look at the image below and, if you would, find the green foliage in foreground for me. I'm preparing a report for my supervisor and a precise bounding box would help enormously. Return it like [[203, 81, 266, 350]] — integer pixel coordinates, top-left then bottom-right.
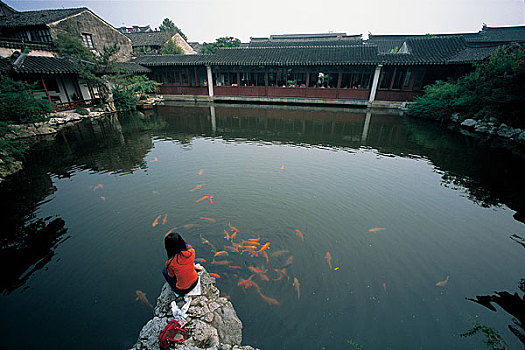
[[460, 320, 508, 350], [112, 88, 138, 111], [0, 121, 29, 163], [0, 76, 53, 123], [408, 46, 525, 128], [111, 75, 161, 111]]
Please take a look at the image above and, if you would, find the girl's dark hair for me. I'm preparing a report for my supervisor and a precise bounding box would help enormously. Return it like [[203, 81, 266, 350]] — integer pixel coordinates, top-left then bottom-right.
[[165, 232, 189, 262]]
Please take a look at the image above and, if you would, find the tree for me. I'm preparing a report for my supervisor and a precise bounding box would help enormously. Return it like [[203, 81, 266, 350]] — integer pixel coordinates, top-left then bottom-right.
[[200, 36, 241, 54], [159, 18, 187, 41], [161, 38, 184, 55], [0, 76, 53, 123]]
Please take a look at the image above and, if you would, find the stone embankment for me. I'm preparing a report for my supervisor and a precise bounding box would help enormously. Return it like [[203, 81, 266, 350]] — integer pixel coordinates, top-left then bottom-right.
[[452, 114, 525, 155], [131, 269, 257, 350]]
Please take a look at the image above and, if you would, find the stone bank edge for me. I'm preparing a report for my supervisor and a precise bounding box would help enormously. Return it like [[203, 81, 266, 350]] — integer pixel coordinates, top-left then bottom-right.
[[130, 268, 258, 350]]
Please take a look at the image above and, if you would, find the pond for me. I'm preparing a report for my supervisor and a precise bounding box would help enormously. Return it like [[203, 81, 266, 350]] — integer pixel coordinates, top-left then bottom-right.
[[0, 103, 524, 350]]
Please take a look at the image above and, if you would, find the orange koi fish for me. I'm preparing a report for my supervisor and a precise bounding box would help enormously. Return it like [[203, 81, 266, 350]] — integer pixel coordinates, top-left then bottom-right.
[[248, 266, 267, 274], [230, 231, 237, 240], [240, 245, 259, 250], [225, 246, 239, 253], [238, 275, 255, 287], [164, 228, 175, 237], [196, 196, 209, 203], [211, 260, 232, 265], [198, 169, 203, 175], [224, 230, 230, 240], [436, 276, 449, 287], [280, 165, 284, 170], [93, 183, 103, 191], [182, 223, 199, 229], [136, 290, 153, 308], [200, 217, 216, 223], [271, 250, 289, 257], [152, 215, 161, 227], [293, 277, 300, 300], [214, 251, 229, 257], [242, 240, 261, 246], [258, 290, 280, 305], [228, 223, 239, 233], [262, 250, 269, 263], [256, 242, 270, 253], [162, 215, 167, 225], [325, 252, 332, 270], [152, 157, 158, 162], [228, 265, 242, 269], [246, 237, 259, 242], [209, 273, 221, 278], [273, 268, 290, 281], [191, 184, 202, 192], [295, 229, 304, 241], [368, 228, 386, 232], [209, 196, 214, 203], [100, 196, 106, 201], [258, 274, 270, 281], [285, 256, 294, 266], [195, 258, 206, 263], [200, 234, 217, 252]]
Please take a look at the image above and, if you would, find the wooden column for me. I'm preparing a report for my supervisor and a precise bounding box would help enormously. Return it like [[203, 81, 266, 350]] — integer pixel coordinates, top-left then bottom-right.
[[206, 65, 214, 97], [264, 69, 269, 97], [305, 71, 310, 87], [194, 67, 199, 87], [368, 64, 383, 103], [41, 77, 52, 105]]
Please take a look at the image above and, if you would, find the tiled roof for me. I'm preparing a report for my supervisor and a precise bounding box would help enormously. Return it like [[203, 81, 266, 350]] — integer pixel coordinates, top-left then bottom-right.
[[125, 31, 168, 47], [0, 56, 11, 74], [0, 39, 56, 52], [118, 61, 151, 73], [473, 25, 525, 43], [447, 46, 498, 63], [0, 7, 87, 28], [248, 39, 363, 47], [13, 56, 79, 74], [134, 54, 208, 66]]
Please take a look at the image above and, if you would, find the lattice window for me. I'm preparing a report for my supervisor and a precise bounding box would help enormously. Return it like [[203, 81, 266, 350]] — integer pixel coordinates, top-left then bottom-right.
[[81, 33, 94, 49]]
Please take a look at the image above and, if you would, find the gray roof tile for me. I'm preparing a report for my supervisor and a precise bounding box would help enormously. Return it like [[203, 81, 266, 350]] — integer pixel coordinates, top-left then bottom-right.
[[0, 7, 87, 28]]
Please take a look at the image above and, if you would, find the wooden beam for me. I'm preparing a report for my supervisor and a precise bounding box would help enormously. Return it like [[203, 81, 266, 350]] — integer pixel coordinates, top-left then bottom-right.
[[41, 77, 52, 105]]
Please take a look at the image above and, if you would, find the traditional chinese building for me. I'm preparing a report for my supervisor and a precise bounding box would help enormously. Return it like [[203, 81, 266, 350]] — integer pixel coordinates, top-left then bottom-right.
[[134, 28, 523, 106]]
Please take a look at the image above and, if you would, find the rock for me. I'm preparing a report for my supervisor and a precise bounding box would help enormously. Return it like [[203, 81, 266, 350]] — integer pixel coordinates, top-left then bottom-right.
[[460, 118, 477, 128], [450, 113, 461, 122], [518, 131, 525, 144], [497, 123, 521, 138], [131, 269, 257, 350], [474, 125, 490, 134]]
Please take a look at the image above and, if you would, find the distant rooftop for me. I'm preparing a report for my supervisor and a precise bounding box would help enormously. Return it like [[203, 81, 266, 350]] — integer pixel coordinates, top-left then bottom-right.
[[0, 7, 87, 28]]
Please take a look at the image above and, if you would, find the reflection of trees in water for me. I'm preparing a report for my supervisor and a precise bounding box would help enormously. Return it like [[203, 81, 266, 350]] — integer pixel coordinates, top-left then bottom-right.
[[0, 217, 68, 295], [0, 112, 164, 294], [465, 235, 525, 347]]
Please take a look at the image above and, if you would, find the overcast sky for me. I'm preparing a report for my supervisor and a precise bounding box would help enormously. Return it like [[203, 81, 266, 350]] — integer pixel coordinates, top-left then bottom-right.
[[5, 0, 525, 43]]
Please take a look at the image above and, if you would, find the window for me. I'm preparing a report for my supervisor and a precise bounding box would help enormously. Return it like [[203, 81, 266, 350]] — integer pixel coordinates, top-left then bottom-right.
[[81, 33, 94, 49], [379, 68, 394, 89], [404, 70, 412, 88], [26, 29, 52, 43], [391, 69, 405, 89]]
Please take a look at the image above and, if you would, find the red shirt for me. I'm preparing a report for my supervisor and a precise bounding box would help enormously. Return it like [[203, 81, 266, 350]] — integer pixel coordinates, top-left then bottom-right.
[[165, 248, 198, 290]]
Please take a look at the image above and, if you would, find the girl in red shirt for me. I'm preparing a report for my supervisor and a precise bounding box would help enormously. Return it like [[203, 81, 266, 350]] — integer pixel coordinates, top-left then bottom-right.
[[162, 232, 202, 295]]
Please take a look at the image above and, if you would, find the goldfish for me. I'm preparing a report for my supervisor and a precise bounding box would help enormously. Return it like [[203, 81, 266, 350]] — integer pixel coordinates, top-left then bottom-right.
[[271, 250, 289, 257], [257, 242, 270, 253], [152, 215, 161, 227], [150, 157, 158, 162], [93, 184, 103, 191], [293, 277, 300, 300], [295, 229, 304, 241], [198, 169, 203, 175], [209, 196, 214, 203], [262, 250, 269, 263], [164, 228, 175, 237], [238, 275, 255, 287], [248, 266, 267, 274], [383, 283, 387, 292], [195, 258, 207, 263], [368, 228, 386, 232], [191, 184, 203, 192], [225, 246, 239, 253], [280, 165, 284, 170], [224, 230, 230, 240], [284, 256, 294, 266], [230, 231, 237, 240], [182, 224, 199, 229], [214, 251, 229, 257], [136, 290, 153, 308], [228, 223, 239, 233], [242, 240, 261, 246], [162, 215, 168, 225], [229, 265, 242, 269], [209, 273, 221, 278], [196, 196, 209, 203], [246, 237, 259, 242], [273, 268, 290, 281], [100, 196, 106, 201], [435, 276, 449, 287], [200, 217, 216, 223], [325, 252, 332, 270], [258, 290, 280, 305], [211, 260, 232, 265], [200, 234, 217, 252]]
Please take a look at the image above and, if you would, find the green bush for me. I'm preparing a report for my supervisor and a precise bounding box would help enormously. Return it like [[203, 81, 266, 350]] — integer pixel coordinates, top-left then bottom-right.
[[0, 76, 53, 123], [408, 47, 525, 128], [75, 108, 89, 115], [0, 121, 29, 162], [112, 87, 138, 111]]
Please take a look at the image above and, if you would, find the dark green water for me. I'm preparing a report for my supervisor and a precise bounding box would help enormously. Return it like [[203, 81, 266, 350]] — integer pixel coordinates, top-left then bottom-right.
[[0, 104, 524, 350]]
